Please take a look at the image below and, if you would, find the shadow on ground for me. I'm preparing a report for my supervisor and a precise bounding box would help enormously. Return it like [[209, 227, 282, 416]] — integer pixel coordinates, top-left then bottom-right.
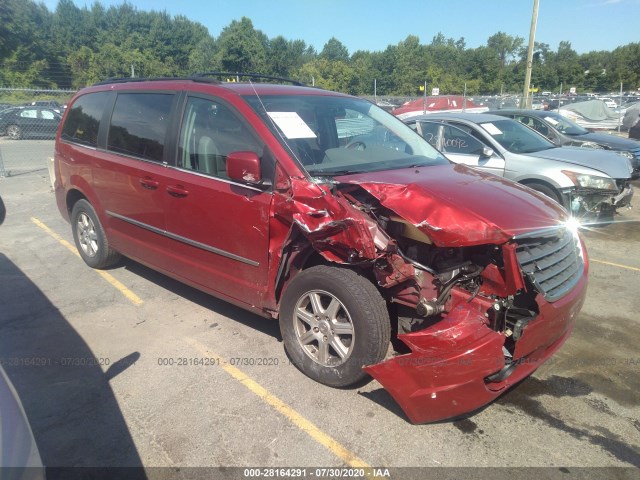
[[0, 253, 145, 476]]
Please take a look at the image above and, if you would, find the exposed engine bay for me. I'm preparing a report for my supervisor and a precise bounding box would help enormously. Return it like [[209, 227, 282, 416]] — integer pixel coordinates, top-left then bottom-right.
[[271, 167, 587, 424], [335, 183, 540, 363]]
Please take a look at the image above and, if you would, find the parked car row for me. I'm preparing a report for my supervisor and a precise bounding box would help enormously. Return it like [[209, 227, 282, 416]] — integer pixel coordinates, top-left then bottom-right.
[[489, 109, 640, 178], [405, 112, 634, 224]]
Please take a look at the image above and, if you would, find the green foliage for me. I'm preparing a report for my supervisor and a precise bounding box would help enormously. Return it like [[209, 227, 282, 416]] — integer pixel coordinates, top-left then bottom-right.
[[298, 59, 358, 94], [1, 0, 639, 96], [320, 38, 349, 62], [487, 31, 524, 68], [214, 17, 267, 73]]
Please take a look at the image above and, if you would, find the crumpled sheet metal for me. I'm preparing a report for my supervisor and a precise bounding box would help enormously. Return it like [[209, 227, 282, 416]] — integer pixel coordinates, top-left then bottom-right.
[[273, 178, 386, 264], [364, 272, 588, 424], [338, 164, 567, 247], [363, 301, 505, 424]]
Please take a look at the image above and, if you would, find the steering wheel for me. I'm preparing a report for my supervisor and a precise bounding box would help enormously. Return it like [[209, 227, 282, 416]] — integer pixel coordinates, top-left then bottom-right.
[[346, 140, 367, 151]]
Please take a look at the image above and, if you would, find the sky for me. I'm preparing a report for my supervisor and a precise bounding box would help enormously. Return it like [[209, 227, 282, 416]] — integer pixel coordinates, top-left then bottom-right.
[[40, 0, 640, 54]]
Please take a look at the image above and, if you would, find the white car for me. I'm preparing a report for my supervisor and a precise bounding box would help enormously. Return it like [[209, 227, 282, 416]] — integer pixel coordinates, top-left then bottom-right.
[[599, 97, 618, 109]]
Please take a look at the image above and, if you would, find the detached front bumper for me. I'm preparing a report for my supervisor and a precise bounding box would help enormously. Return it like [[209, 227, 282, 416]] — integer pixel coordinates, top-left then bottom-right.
[[364, 274, 588, 424]]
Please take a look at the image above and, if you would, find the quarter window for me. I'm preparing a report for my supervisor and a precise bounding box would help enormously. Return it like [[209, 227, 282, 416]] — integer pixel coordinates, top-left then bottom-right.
[[61, 91, 110, 147], [107, 93, 174, 163]]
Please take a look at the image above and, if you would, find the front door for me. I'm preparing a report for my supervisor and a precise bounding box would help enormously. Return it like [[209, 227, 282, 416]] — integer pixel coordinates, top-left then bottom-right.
[[163, 95, 272, 307]]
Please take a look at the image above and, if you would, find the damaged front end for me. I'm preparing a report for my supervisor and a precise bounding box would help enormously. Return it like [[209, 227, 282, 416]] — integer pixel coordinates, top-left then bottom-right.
[[366, 223, 587, 423], [278, 167, 588, 424], [560, 175, 634, 223]]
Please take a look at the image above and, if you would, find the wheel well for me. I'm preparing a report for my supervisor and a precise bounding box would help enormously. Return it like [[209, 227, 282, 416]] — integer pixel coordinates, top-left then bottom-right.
[[66, 189, 87, 216], [519, 179, 562, 203], [275, 241, 380, 305]]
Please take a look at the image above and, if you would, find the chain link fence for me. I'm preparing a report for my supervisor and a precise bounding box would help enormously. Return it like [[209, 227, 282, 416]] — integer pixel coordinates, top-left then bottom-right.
[[0, 88, 75, 178]]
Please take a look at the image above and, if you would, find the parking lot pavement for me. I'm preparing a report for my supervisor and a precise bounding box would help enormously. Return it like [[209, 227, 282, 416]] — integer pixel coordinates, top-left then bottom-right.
[[0, 146, 639, 474]]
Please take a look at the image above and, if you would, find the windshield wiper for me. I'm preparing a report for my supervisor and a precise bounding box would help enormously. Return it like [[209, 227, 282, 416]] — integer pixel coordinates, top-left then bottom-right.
[[309, 169, 364, 176]]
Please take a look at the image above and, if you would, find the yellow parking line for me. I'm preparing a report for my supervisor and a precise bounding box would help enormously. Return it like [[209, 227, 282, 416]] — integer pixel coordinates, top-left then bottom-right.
[[31, 217, 143, 306], [185, 337, 370, 468], [591, 258, 640, 273]]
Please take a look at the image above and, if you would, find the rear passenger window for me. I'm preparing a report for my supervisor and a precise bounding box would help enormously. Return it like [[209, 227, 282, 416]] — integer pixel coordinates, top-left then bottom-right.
[[108, 93, 173, 163], [61, 92, 109, 147], [20, 109, 37, 118]]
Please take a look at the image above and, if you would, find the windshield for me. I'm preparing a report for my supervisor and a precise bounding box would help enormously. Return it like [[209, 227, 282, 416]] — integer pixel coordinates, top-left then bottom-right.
[[540, 112, 589, 135], [479, 119, 556, 154], [243, 94, 448, 176]]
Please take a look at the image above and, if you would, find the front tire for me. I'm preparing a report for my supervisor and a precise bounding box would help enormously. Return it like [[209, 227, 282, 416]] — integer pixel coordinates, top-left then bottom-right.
[[71, 199, 121, 269], [524, 181, 561, 204], [280, 266, 390, 387]]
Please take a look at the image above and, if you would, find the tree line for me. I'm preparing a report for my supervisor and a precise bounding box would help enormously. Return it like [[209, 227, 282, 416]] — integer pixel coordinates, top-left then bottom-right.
[[1, 0, 639, 96]]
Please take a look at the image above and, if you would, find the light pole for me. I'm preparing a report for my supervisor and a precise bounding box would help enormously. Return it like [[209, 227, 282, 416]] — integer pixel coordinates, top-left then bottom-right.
[[521, 0, 539, 109]]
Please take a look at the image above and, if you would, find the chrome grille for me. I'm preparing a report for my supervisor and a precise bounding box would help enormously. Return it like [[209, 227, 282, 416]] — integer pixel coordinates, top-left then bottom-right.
[[514, 227, 584, 302]]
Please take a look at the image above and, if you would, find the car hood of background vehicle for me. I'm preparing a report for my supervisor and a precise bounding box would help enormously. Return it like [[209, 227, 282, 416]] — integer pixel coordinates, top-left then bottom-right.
[[575, 132, 640, 151], [527, 147, 632, 178], [336, 164, 567, 247]]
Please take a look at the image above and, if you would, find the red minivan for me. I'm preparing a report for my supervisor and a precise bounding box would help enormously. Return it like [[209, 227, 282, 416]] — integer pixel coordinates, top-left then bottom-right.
[[54, 76, 588, 423]]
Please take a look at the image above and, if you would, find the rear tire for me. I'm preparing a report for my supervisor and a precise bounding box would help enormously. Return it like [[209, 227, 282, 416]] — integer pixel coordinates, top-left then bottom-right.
[[7, 124, 21, 140], [71, 199, 121, 269], [280, 266, 390, 387]]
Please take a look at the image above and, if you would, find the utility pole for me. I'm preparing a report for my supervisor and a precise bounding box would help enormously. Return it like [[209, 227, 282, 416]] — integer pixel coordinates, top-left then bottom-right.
[[521, 0, 539, 109], [423, 80, 427, 114]]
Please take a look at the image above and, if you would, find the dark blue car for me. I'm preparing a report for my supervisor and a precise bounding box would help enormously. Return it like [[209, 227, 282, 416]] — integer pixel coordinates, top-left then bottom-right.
[[0, 106, 62, 140]]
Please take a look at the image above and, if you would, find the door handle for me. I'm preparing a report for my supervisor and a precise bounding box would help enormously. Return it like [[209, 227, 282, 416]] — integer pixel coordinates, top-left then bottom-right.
[[139, 177, 159, 190], [166, 185, 189, 197]]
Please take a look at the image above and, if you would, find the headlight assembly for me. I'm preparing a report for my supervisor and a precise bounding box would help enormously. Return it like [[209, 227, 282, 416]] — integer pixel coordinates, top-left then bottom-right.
[[561, 170, 618, 191]]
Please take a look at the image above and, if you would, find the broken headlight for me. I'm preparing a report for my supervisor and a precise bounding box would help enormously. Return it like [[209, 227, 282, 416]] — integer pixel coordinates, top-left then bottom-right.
[[561, 170, 617, 191]]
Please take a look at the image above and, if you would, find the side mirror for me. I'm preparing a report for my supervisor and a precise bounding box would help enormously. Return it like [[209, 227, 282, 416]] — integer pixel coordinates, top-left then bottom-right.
[[480, 146, 494, 158], [226, 151, 264, 186]]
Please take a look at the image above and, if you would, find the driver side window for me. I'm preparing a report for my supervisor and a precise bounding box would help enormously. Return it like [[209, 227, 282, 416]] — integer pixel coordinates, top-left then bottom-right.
[[418, 121, 487, 156], [178, 97, 265, 179], [440, 125, 486, 156], [528, 117, 549, 137]]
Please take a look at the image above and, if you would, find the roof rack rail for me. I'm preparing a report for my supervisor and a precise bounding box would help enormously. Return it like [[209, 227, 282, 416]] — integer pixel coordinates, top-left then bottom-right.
[[92, 76, 222, 86], [193, 72, 304, 86]]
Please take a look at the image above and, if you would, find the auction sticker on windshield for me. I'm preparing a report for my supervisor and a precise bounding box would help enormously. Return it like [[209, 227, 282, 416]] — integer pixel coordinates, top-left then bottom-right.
[[267, 111, 317, 139], [482, 123, 503, 135]]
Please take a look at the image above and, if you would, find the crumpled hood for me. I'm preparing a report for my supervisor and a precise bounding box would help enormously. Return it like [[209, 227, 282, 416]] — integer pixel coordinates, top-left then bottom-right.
[[337, 164, 568, 247], [528, 147, 632, 179]]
